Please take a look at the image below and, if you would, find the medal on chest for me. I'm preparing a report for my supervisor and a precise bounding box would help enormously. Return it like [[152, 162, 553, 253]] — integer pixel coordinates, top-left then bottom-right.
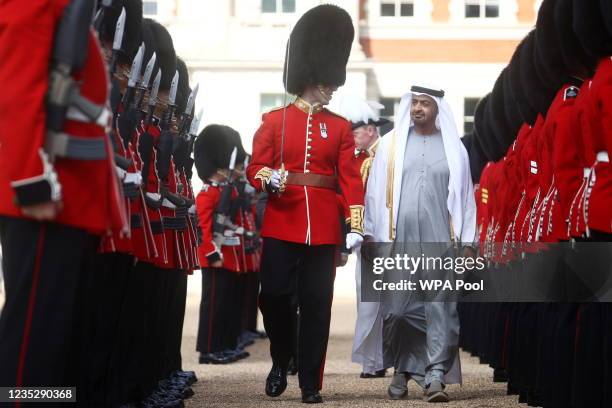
[[319, 122, 328, 139]]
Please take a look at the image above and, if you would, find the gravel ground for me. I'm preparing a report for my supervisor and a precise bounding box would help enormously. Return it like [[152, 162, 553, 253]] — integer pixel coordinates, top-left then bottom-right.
[[0, 264, 523, 407], [180, 274, 523, 408]]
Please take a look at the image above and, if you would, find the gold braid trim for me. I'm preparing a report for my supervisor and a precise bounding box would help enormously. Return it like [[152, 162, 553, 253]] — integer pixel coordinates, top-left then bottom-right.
[[254, 167, 273, 191], [349, 205, 365, 235], [360, 157, 373, 187]]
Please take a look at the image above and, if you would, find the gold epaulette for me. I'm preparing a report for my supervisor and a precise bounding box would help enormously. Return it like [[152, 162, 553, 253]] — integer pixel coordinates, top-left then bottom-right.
[[263, 105, 288, 115]]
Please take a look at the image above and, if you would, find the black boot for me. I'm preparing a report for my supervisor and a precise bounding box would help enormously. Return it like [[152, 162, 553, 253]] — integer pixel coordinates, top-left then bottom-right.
[[265, 364, 288, 397], [301, 389, 323, 404]]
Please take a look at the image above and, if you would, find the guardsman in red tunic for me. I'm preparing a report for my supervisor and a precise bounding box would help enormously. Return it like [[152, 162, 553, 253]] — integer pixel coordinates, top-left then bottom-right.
[[195, 125, 248, 365], [0, 0, 126, 391], [245, 5, 364, 403]]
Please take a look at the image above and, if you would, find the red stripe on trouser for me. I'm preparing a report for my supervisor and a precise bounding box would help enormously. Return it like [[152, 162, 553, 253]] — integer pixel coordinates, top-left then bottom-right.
[[317, 268, 336, 390], [207, 270, 216, 353], [15, 224, 47, 407]]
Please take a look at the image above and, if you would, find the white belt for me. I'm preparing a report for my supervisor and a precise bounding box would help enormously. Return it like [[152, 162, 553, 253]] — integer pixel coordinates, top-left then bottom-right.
[[596, 151, 609, 163], [223, 236, 240, 246], [162, 198, 177, 209], [116, 166, 127, 180], [66, 106, 112, 128], [124, 172, 142, 186]]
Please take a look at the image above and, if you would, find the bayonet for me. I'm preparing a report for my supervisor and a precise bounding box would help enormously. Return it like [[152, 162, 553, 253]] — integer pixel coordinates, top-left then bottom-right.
[[113, 8, 126, 52], [108, 7, 126, 76], [127, 44, 144, 88], [146, 71, 161, 124], [142, 52, 157, 89], [168, 70, 179, 107], [185, 83, 198, 115], [189, 109, 203, 136], [135, 52, 156, 110], [229, 147, 237, 172]]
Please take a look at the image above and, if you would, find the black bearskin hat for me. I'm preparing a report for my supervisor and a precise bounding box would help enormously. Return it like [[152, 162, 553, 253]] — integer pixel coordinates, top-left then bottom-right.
[[602, 0, 612, 36], [519, 31, 556, 117], [463, 132, 487, 183], [194, 125, 244, 180], [473, 94, 498, 162], [573, 0, 612, 59], [176, 58, 190, 114], [283, 4, 354, 95], [508, 38, 538, 125], [99, 0, 143, 65], [489, 69, 519, 154], [534, 0, 566, 89], [502, 67, 524, 130], [555, 0, 597, 74], [143, 19, 176, 91]]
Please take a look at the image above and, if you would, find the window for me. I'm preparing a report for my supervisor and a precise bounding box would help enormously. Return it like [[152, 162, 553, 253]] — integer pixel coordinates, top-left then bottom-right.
[[379, 97, 401, 134], [262, 0, 296, 13], [463, 97, 480, 134], [143, 0, 158, 16], [260, 93, 291, 113], [465, 0, 499, 18], [380, 1, 414, 17]]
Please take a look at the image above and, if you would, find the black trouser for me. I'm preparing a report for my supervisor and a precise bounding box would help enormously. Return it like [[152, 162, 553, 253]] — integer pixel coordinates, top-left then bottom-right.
[[87, 252, 134, 407], [258, 238, 336, 391], [0, 217, 97, 407], [165, 270, 187, 374], [111, 261, 157, 404], [196, 268, 236, 353], [242, 272, 260, 332]]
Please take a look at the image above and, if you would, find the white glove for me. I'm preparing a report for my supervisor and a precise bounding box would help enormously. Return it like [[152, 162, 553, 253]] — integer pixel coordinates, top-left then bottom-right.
[[269, 169, 282, 190], [346, 232, 364, 250]]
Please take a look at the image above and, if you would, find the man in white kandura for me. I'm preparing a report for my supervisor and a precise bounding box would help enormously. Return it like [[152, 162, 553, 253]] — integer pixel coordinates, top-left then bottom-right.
[[364, 85, 476, 403]]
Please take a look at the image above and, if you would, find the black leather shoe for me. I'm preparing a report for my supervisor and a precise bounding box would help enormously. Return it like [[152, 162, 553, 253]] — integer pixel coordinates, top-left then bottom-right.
[[265, 365, 288, 397], [301, 389, 323, 404], [199, 352, 230, 364], [360, 369, 387, 378]]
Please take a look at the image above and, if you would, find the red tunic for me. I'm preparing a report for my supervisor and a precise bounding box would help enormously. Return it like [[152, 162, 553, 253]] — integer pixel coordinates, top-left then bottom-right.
[[246, 101, 365, 246], [0, 0, 126, 235], [195, 183, 241, 272], [581, 58, 612, 234], [543, 84, 582, 241]]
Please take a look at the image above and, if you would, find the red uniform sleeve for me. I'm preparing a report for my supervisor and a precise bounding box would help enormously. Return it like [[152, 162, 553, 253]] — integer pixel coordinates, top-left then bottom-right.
[[0, 0, 63, 203], [196, 187, 222, 265], [246, 113, 277, 192], [337, 121, 365, 234]]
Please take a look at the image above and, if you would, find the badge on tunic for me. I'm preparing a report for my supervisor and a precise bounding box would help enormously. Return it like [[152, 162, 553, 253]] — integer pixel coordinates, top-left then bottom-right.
[[564, 86, 579, 101], [320, 122, 328, 139]]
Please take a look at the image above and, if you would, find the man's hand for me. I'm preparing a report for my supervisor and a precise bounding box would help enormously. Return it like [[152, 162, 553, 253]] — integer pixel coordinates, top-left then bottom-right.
[[346, 232, 363, 250], [21, 200, 63, 221], [337, 253, 349, 267], [211, 259, 223, 268]]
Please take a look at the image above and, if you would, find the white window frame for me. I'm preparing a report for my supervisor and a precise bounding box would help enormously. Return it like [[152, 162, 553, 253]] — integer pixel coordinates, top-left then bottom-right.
[[142, 0, 158, 17], [379, 0, 415, 18], [463, 96, 481, 134], [464, 0, 500, 19], [261, 0, 296, 14]]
